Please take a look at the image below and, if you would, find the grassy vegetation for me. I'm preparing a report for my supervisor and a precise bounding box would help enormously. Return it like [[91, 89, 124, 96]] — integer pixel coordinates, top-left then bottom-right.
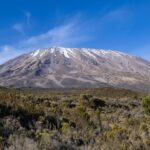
[[0, 87, 149, 150]]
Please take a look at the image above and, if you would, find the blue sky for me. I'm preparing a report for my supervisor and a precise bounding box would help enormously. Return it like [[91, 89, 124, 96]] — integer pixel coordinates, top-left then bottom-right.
[[0, 0, 150, 64]]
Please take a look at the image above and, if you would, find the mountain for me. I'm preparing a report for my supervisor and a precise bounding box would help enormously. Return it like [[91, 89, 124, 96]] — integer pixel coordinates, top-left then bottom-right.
[[0, 47, 150, 91]]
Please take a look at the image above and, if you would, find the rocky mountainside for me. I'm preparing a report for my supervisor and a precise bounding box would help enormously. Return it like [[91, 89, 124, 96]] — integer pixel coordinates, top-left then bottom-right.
[[0, 47, 150, 91]]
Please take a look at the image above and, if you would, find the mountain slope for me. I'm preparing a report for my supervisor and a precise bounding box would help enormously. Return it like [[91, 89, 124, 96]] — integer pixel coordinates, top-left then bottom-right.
[[0, 47, 150, 91]]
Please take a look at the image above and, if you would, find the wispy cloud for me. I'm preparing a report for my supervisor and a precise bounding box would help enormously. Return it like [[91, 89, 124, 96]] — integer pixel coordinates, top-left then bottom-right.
[[95, 8, 130, 30], [103, 8, 130, 22], [25, 11, 31, 28], [12, 11, 32, 35], [13, 23, 25, 35], [21, 19, 90, 49], [0, 45, 13, 52], [0, 15, 91, 64], [0, 45, 21, 64]]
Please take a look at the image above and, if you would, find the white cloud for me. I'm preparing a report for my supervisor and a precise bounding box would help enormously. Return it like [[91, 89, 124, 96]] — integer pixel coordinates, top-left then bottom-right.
[[0, 45, 20, 64], [106, 9, 128, 19], [0, 15, 91, 64], [25, 11, 31, 27], [21, 17, 91, 49], [12, 11, 32, 35], [0, 45, 13, 52], [101, 7, 131, 23], [12, 23, 25, 34]]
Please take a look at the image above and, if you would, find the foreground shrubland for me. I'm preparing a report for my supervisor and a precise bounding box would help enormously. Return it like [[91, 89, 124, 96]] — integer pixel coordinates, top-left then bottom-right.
[[0, 87, 149, 150]]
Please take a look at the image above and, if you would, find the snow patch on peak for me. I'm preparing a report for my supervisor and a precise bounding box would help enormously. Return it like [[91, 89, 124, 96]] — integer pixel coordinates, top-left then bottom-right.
[[31, 49, 41, 57], [30, 47, 74, 58], [30, 47, 132, 59], [57, 47, 70, 58], [82, 49, 97, 58], [49, 47, 77, 58], [30, 49, 48, 57]]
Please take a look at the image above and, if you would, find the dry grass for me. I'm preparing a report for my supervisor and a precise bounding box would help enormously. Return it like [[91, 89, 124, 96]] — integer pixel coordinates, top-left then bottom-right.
[[0, 87, 149, 150]]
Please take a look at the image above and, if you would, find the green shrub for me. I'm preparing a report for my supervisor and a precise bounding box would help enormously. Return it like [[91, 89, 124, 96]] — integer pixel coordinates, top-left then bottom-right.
[[60, 122, 70, 133], [80, 94, 93, 102], [89, 98, 106, 110], [142, 96, 150, 114]]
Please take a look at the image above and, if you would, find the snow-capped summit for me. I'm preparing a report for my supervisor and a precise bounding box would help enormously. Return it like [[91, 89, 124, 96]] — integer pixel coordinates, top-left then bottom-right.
[[30, 47, 130, 59], [0, 47, 150, 91]]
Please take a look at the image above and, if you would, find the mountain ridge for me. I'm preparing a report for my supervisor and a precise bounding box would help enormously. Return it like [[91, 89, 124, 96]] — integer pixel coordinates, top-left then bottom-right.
[[0, 47, 150, 91]]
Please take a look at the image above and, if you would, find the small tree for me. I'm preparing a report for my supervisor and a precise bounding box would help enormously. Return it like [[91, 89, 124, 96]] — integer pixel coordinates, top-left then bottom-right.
[[89, 98, 106, 110], [142, 96, 150, 114]]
